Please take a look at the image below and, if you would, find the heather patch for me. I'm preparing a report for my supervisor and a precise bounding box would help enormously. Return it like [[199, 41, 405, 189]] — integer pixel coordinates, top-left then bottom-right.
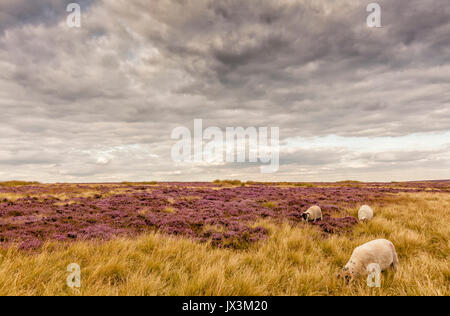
[[0, 181, 448, 250]]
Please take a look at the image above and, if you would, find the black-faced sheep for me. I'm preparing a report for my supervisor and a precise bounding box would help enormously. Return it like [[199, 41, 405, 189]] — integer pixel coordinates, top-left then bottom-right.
[[302, 205, 323, 222]]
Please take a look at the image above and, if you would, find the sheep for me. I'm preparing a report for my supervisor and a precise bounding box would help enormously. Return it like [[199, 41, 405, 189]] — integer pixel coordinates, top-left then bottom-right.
[[302, 205, 323, 222], [358, 205, 374, 222], [338, 239, 399, 284]]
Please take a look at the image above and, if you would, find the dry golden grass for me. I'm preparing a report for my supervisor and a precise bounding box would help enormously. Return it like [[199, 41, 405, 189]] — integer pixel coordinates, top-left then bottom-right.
[[0, 185, 132, 202], [0, 192, 448, 296], [0, 181, 40, 187]]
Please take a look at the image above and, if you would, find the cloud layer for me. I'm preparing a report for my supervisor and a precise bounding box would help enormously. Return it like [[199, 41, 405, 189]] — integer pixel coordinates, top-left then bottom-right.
[[0, 0, 449, 182]]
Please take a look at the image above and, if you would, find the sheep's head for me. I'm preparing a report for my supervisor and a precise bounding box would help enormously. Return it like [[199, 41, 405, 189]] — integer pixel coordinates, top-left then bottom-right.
[[338, 267, 355, 284], [301, 212, 309, 221]]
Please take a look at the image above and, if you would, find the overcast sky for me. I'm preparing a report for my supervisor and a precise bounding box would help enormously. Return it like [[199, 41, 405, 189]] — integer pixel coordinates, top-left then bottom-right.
[[0, 0, 449, 183]]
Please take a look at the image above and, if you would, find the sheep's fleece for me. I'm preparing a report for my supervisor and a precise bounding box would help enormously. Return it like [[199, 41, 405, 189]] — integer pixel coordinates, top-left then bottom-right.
[[303, 205, 322, 221], [358, 205, 374, 221], [341, 239, 399, 279]]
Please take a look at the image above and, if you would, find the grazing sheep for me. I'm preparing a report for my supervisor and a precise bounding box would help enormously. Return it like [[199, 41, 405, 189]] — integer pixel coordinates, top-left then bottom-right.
[[338, 239, 399, 283], [302, 205, 323, 222], [358, 205, 374, 222]]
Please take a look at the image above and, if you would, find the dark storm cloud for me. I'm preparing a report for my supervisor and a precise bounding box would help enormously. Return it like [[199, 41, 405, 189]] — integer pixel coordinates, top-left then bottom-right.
[[0, 0, 449, 182], [280, 148, 348, 166]]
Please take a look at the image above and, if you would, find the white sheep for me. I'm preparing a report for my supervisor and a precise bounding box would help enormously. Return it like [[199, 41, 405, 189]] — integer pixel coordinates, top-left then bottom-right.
[[302, 205, 323, 222], [358, 205, 374, 222], [339, 239, 399, 283]]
